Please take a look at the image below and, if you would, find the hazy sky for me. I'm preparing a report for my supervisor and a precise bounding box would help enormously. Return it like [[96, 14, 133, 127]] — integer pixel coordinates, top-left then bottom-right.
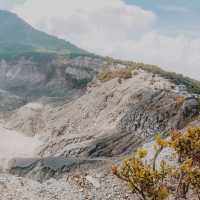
[[0, 0, 200, 79], [126, 0, 200, 37]]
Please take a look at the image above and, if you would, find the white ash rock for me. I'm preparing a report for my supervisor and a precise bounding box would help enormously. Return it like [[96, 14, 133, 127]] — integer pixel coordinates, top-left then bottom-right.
[[5, 102, 46, 137], [65, 66, 92, 80], [0, 124, 41, 170], [35, 70, 200, 158]]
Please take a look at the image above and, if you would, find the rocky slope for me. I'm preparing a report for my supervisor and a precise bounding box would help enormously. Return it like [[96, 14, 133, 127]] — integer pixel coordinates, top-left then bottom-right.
[[0, 71, 199, 198], [0, 55, 103, 96], [0, 66, 199, 199], [0, 89, 25, 112], [0, 124, 41, 171], [0, 54, 104, 112], [4, 68, 199, 165], [0, 164, 136, 200], [1, 11, 200, 199], [33, 70, 200, 158]]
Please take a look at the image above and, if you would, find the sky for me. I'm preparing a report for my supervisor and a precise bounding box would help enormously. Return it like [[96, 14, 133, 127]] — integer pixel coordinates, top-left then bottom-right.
[[0, 0, 200, 80]]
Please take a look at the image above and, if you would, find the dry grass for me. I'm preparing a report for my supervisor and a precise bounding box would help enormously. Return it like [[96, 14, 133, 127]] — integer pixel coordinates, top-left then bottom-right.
[[175, 96, 185, 107], [97, 68, 132, 82]]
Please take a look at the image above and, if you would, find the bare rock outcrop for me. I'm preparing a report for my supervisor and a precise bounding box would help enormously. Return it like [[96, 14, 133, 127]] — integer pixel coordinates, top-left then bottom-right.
[[0, 89, 25, 112], [0, 55, 104, 99], [3, 69, 200, 188], [37, 70, 200, 158], [5, 103, 46, 136]]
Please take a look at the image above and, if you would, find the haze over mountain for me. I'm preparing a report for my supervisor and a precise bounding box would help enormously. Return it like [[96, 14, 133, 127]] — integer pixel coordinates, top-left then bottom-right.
[[0, 10, 87, 58], [0, 10, 200, 108], [0, 10, 103, 106], [11, 0, 200, 80]]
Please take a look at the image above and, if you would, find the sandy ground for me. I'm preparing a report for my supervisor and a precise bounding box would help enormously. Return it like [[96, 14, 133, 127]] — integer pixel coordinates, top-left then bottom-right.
[[0, 124, 41, 170]]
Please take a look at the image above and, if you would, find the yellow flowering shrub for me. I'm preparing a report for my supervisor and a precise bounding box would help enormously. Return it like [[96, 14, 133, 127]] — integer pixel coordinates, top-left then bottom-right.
[[169, 128, 200, 199], [136, 148, 148, 159], [155, 134, 169, 148], [114, 148, 170, 200], [114, 127, 200, 200], [169, 128, 200, 162]]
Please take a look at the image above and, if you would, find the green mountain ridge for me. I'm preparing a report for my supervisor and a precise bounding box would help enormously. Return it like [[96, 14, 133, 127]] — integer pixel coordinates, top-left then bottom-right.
[[0, 10, 88, 58]]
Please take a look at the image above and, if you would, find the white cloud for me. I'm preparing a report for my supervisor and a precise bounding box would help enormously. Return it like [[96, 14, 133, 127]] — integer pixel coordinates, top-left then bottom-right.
[[115, 33, 200, 79], [13, 0, 200, 80], [14, 0, 156, 41]]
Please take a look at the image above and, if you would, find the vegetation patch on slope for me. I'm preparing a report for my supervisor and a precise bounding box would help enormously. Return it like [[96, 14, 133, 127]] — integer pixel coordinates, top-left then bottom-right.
[[97, 67, 132, 82], [103, 57, 200, 94], [113, 128, 200, 200]]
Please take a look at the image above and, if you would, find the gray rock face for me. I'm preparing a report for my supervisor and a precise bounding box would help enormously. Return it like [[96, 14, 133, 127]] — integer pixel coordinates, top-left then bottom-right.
[[36, 70, 200, 158], [3, 69, 200, 186], [82, 131, 143, 157], [0, 89, 26, 111], [175, 98, 200, 129], [81, 92, 200, 158], [5, 103, 46, 136], [8, 157, 108, 182], [0, 55, 104, 99], [118, 90, 200, 137], [0, 55, 104, 112]]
